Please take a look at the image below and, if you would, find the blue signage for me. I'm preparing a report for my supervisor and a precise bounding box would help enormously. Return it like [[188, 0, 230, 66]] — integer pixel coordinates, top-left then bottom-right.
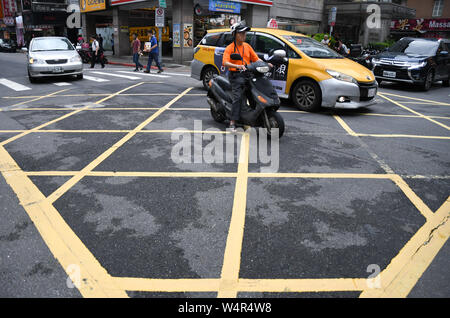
[[209, 0, 241, 14]]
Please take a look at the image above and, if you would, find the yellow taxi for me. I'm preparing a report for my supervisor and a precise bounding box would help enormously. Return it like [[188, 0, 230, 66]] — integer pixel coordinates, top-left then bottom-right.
[[191, 28, 377, 111]]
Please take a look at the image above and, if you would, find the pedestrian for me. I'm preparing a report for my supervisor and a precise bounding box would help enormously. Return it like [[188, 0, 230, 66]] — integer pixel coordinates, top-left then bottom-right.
[[98, 34, 104, 51], [131, 33, 143, 71], [90, 35, 105, 68], [321, 34, 330, 46], [335, 39, 349, 56], [144, 29, 163, 74], [111, 36, 115, 55]]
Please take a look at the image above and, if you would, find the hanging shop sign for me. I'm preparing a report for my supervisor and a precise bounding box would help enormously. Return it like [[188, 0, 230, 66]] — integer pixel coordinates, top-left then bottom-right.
[[111, 0, 146, 6], [391, 18, 450, 32], [232, 0, 272, 6], [208, 0, 241, 14], [80, 0, 105, 13]]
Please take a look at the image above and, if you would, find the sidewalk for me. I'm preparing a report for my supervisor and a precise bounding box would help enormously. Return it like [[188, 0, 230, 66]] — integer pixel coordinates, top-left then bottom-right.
[[104, 51, 191, 73]]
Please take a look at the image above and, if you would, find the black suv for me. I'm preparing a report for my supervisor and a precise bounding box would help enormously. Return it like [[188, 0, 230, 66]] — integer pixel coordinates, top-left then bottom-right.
[[372, 37, 450, 91]]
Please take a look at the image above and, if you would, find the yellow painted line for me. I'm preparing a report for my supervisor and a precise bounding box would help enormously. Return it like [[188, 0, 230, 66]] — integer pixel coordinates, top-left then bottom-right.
[[169, 108, 209, 111], [46, 87, 194, 204], [25, 171, 238, 178], [401, 101, 450, 105], [113, 278, 221, 292], [218, 132, 250, 298], [390, 174, 434, 221], [380, 92, 450, 106], [93, 82, 144, 105], [379, 93, 450, 131], [237, 278, 367, 292], [8, 107, 161, 111], [333, 115, 357, 136], [112, 277, 368, 293], [0, 130, 27, 133], [0, 82, 147, 146], [9, 88, 70, 108], [2, 93, 111, 99], [360, 197, 450, 298], [356, 133, 450, 140], [0, 145, 127, 297], [248, 173, 394, 179]]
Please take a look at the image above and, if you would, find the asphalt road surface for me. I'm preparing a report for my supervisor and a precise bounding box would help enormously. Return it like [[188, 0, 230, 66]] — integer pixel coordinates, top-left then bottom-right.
[[0, 52, 449, 298]]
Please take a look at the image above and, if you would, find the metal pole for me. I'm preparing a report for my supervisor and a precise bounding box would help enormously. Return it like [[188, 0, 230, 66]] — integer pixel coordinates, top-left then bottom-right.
[[159, 27, 162, 66]]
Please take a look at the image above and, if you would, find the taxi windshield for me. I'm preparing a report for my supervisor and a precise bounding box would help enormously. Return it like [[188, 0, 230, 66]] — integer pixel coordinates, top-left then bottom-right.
[[283, 36, 342, 59]]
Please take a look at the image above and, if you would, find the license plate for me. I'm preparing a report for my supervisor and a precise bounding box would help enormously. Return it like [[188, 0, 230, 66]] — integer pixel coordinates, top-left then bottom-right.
[[383, 70, 396, 78], [368, 88, 376, 97], [52, 67, 63, 73]]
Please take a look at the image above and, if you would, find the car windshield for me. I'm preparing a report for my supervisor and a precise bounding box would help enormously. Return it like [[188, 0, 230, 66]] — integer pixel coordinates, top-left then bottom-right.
[[31, 38, 74, 52], [388, 39, 439, 56], [283, 36, 342, 58]]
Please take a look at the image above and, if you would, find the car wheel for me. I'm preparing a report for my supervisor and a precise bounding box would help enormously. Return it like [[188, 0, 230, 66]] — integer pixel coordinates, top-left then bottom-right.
[[28, 71, 37, 83], [202, 66, 218, 90], [292, 79, 321, 111], [76, 74, 83, 80], [421, 70, 434, 91]]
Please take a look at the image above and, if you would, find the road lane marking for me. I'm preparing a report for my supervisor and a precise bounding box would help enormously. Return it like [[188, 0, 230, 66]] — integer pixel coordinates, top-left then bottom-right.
[[0, 83, 144, 146], [0, 78, 32, 91], [360, 197, 450, 297], [83, 75, 110, 82], [53, 82, 72, 86], [218, 132, 250, 298], [379, 92, 450, 106], [0, 146, 127, 297], [8, 88, 70, 109], [90, 71, 142, 80], [117, 71, 170, 78], [46, 87, 193, 204], [378, 93, 450, 131]]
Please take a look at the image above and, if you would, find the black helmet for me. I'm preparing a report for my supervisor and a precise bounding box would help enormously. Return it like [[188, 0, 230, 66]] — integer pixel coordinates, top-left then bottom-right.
[[230, 22, 251, 35]]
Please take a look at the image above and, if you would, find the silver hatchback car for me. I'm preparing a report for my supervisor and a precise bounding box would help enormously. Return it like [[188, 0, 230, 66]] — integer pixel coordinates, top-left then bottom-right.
[[26, 36, 83, 82]]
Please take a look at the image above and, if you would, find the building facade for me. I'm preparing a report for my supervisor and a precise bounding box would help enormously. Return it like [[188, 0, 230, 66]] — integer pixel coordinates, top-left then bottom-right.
[[323, 0, 416, 46]]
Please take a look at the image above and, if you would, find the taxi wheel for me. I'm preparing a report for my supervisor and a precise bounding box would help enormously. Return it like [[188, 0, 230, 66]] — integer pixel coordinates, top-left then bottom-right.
[[292, 80, 321, 111], [202, 67, 218, 90]]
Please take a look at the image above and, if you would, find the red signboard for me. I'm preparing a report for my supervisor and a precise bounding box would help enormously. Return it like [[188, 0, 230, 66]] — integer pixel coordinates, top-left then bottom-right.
[[391, 18, 450, 32], [2, 0, 17, 18]]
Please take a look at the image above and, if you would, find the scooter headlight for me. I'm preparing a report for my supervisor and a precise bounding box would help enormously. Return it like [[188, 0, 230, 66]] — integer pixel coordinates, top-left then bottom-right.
[[256, 66, 270, 73]]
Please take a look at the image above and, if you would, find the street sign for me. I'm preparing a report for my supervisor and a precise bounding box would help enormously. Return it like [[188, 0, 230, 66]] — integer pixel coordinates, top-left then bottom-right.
[[159, 0, 166, 8], [328, 7, 337, 26], [155, 7, 164, 27], [267, 18, 278, 29]]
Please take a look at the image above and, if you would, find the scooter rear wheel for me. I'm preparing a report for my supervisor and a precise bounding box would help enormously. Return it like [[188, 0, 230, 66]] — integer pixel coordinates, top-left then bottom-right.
[[210, 101, 226, 123]]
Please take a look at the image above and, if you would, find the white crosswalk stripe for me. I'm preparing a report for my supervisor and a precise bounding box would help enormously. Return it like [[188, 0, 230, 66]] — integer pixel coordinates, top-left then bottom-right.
[[53, 82, 72, 86], [83, 75, 110, 82], [117, 71, 170, 78], [91, 71, 142, 80], [0, 78, 32, 91]]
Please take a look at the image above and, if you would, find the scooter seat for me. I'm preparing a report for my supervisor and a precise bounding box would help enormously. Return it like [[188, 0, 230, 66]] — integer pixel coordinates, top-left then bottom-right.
[[215, 76, 231, 91]]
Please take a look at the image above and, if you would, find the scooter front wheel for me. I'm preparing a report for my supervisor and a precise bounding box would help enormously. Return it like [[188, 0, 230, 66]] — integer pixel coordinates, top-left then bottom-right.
[[263, 111, 285, 138]]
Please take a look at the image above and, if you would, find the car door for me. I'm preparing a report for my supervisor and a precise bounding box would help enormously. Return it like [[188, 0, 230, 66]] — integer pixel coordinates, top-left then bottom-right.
[[214, 32, 255, 76], [254, 32, 290, 96], [435, 41, 448, 80]]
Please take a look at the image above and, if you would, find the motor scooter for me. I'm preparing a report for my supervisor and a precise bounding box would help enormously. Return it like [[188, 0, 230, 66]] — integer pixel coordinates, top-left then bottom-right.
[[206, 49, 287, 137]]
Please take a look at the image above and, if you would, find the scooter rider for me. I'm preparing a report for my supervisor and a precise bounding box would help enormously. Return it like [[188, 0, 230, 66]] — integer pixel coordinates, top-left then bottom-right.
[[223, 22, 266, 131]]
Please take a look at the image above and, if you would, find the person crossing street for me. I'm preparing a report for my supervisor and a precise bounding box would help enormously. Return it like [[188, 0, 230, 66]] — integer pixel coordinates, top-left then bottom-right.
[[144, 29, 163, 74]]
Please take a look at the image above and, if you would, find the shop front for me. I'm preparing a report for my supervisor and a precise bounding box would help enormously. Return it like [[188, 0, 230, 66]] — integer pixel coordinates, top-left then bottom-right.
[[390, 18, 450, 41]]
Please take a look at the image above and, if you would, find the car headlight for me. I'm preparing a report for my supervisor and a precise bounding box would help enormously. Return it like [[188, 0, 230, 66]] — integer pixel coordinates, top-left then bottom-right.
[[326, 69, 357, 84], [256, 66, 270, 73], [29, 57, 44, 64], [70, 55, 82, 63], [371, 58, 381, 65], [407, 61, 427, 69]]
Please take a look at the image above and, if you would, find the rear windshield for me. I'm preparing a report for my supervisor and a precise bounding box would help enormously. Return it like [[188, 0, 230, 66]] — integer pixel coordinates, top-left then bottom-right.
[[388, 39, 439, 56], [283, 36, 342, 58], [31, 38, 74, 52]]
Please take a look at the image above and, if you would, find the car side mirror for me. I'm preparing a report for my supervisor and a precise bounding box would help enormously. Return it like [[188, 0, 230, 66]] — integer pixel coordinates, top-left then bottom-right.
[[273, 49, 286, 58], [230, 53, 243, 60]]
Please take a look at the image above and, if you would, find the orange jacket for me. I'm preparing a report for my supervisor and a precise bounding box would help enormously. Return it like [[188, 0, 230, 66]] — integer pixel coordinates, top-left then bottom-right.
[[222, 42, 259, 72]]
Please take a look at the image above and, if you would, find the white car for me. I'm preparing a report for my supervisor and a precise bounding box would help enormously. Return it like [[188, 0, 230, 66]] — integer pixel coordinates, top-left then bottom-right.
[[26, 36, 83, 83]]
